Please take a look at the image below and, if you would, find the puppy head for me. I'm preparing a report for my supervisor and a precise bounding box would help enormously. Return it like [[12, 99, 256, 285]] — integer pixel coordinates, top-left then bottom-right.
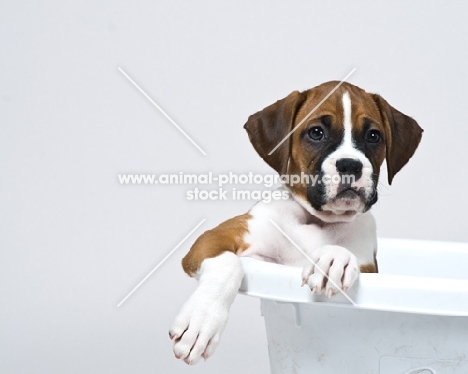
[[244, 82, 423, 222]]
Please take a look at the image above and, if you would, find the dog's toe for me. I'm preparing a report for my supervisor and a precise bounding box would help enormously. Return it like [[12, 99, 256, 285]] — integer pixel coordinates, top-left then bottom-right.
[[170, 295, 229, 364], [302, 245, 359, 296]]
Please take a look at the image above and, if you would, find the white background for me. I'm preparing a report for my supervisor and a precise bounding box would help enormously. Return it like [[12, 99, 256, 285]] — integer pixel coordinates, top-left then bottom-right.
[[1, 1, 467, 373]]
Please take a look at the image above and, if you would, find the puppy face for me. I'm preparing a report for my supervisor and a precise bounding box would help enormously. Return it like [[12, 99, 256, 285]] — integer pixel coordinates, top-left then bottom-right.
[[290, 84, 386, 217], [244, 82, 423, 221]]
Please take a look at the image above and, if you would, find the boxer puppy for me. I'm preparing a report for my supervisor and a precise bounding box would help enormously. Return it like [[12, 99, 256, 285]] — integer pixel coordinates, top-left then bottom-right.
[[169, 82, 423, 364]]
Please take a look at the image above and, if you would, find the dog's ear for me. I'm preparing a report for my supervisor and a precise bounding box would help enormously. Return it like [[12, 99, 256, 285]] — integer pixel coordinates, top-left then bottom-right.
[[244, 90, 307, 175], [372, 94, 423, 185]]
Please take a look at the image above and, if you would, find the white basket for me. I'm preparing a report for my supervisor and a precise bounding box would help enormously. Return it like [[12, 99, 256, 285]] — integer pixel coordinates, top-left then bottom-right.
[[239, 238, 468, 374]]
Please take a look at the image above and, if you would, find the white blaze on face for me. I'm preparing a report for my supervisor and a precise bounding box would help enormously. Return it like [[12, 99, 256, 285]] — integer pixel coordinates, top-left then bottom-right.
[[342, 91, 354, 152], [320, 92, 374, 214]]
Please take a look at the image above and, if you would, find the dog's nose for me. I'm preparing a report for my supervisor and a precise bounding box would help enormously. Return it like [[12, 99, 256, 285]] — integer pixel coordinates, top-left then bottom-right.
[[336, 158, 363, 179]]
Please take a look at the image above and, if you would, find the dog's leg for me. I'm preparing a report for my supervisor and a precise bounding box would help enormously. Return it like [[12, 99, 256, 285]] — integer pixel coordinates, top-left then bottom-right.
[[169, 252, 243, 364], [169, 214, 250, 364]]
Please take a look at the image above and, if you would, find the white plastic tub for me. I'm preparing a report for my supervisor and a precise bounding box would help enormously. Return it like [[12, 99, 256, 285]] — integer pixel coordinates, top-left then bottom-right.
[[239, 238, 468, 374]]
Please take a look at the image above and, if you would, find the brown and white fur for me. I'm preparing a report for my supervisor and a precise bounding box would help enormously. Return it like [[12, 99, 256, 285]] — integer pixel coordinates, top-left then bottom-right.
[[169, 82, 423, 365]]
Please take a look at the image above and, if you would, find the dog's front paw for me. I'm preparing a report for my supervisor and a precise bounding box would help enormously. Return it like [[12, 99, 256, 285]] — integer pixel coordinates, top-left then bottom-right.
[[169, 295, 228, 365], [301, 245, 359, 297]]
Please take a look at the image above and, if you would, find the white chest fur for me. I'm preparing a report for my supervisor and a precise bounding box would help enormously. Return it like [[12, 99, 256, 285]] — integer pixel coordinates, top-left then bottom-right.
[[241, 187, 377, 267]]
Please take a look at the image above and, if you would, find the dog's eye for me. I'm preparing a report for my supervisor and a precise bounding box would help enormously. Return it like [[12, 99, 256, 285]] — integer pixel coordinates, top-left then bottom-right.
[[366, 129, 381, 143], [308, 126, 324, 141]]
